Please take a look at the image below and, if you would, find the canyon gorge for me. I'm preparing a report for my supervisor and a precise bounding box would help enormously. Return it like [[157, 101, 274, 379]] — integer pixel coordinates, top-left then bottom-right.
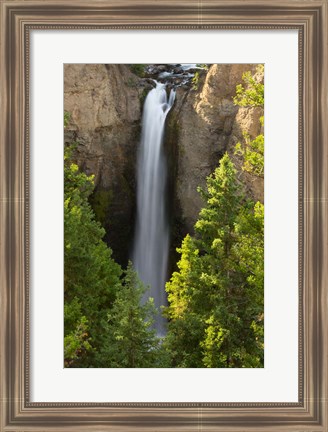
[[64, 63, 264, 268]]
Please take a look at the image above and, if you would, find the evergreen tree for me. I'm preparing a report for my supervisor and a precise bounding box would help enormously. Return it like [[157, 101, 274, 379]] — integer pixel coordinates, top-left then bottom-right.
[[165, 154, 264, 367], [64, 298, 91, 367], [97, 262, 163, 367], [64, 143, 168, 368], [164, 235, 204, 367], [64, 144, 122, 367]]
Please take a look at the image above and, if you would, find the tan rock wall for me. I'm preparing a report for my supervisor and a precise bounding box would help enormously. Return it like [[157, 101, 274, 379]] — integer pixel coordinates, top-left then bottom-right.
[[171, 64, 264, 232], [64, 64, 144, 265], [64, 64, 142, 187]]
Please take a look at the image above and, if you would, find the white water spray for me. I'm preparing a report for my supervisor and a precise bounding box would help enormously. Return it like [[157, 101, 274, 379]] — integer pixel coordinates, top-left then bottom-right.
[[132, 82, 175, 335]]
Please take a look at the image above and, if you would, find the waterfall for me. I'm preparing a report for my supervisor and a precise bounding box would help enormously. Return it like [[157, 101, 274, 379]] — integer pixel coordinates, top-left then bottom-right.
[[132, 82, 175, 336]]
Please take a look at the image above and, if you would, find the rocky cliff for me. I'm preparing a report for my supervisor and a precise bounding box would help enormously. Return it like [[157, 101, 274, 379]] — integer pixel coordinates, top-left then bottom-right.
[[64, 63, 264, 265], [168, 64, 264, 234], [64, 64, 146, 264]]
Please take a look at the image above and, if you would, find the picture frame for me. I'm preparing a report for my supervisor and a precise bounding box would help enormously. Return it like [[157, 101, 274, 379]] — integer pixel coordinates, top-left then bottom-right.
[[1, 0, 327, 430]]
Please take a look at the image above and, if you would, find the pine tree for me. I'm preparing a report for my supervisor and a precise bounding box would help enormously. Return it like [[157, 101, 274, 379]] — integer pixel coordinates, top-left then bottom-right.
[[64, 144, 122, 367], [165, 154, 264, 367], [64, 298, 91, 367], [97, 262, 163, 367], [164, 235, 204, 367]]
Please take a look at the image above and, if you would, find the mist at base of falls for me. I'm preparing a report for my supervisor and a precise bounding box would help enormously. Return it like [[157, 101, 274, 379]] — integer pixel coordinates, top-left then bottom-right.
[[132, 83, 176, 336]]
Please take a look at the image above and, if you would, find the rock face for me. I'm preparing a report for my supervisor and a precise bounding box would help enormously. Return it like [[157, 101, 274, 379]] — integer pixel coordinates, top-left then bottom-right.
[[168, 64, 264, 233], [64, 64, 145, 265], [64, 63, 264, 266]]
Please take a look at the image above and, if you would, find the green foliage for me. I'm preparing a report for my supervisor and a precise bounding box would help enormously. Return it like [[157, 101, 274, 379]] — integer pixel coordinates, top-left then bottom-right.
[[129, 64, 145, 77], [64, 299, 92, 367], [235, 130, 264, 177], [89, 188, 112, 226], [165, 154, 264, 368], [233, 66, 264, 107], [234, 67, 264, 177], [192, 71, 200, 90], [64, 143, 168, 368], [64, 144, 122, 367], [166, 234, 199, 320], [96, 262, 164, 367], [64, 111, 71, 128]]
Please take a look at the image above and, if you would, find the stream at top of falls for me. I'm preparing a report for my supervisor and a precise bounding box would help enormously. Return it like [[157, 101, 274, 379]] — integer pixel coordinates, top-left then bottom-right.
[[132, 82, 176, 337]]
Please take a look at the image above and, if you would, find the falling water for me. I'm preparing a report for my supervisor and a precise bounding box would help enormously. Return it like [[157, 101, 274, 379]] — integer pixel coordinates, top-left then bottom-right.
[[132, 82, 175, 336]]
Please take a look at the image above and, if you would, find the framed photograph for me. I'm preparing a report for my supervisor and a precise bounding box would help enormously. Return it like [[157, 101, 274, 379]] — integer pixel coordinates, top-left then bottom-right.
[[1, 0, 327, 431]]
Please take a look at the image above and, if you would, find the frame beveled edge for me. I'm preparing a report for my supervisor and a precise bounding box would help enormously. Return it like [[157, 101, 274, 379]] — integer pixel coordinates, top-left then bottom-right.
[[0, 0, 327, 430]]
